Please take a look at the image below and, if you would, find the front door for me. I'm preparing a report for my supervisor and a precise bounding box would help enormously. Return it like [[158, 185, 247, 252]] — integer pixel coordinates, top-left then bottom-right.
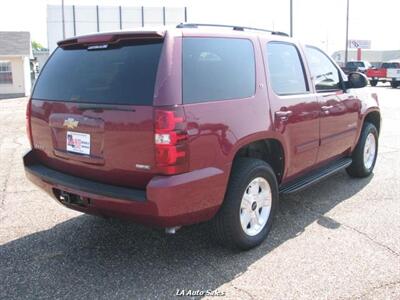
[[304, 46, 360, 163]]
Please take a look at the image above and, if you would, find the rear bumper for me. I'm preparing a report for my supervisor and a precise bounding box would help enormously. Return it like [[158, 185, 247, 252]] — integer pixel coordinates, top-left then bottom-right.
[[368, 77, 396, 82], [23, 150, 229, 227]]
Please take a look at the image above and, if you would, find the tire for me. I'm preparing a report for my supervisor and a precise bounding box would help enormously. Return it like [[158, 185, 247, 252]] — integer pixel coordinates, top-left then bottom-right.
[[391, 81, 399, 88], [346, 122, 378, 178], [370, 80, 377, 87], [212, 158, 279, 250]]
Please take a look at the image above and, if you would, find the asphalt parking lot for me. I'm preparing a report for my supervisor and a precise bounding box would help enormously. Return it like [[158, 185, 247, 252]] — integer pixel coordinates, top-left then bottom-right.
[[0, 86, 399, 300]]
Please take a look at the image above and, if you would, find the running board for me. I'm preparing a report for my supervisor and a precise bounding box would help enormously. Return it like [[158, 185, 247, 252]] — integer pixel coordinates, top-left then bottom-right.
[[279, 158, 352, 194]]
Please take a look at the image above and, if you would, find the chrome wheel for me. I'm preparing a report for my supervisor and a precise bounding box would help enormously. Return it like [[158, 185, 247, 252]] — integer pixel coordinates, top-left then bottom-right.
[[363, 132, 376, 169], [240, 177, 272, 236]]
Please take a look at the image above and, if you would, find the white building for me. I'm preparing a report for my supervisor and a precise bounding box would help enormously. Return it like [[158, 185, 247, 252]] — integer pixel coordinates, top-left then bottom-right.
[[0, 31, 32, 99], [32, 49, 49, 73], [47, 5, 187, 53]]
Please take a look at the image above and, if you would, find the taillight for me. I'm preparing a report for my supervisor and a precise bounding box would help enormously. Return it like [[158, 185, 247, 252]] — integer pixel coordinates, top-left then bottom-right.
[[26, 98, 33, 148], [154, 107, 188, 175]]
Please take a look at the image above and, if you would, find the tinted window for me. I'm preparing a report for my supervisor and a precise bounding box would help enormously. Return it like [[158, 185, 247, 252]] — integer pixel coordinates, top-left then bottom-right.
[[305, 46, 341, 92], [382, 62, 400, 68], [266, 42, 308, 95], [33, 40, 163, 105], [347, 61, 364, 68], [183, 38, 255, 103]]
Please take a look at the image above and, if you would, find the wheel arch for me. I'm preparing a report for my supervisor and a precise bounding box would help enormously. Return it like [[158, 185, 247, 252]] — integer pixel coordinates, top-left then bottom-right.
[[352, 108, 381, 153], [363, 109, 381, 134], [231, 137, 286, 184]]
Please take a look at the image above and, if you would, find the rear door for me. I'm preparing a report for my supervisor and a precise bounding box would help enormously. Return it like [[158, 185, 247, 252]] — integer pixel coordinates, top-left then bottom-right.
[[265, 41, 320, 180], [304, 46, 360, 163], [30, 37, 164, 189]]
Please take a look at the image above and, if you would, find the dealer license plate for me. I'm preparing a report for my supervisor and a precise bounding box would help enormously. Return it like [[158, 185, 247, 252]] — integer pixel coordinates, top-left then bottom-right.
[[66, 131, 90, 155]]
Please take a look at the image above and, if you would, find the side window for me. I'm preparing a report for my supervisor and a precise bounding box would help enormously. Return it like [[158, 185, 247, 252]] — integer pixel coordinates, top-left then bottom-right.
[[0, 61, 13, 84], [182, 38, 255, 104], [305, 46, 341, 92], [266, 42, 308, 96]]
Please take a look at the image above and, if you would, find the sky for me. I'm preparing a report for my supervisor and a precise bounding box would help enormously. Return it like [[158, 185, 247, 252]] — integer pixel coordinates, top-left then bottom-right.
[[0, 0, 399, 54]]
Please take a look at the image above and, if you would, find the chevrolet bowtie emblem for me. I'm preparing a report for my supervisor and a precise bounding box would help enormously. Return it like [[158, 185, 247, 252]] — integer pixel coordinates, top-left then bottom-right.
[[63, 118, 79, 129]]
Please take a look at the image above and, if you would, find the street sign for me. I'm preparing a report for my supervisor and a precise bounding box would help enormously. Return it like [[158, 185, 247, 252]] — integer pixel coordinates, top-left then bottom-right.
[[348, 40, 371, 49]]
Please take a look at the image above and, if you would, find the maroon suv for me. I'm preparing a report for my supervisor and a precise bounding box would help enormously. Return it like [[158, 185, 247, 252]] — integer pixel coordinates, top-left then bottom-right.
[[24, 24, 380, 249]]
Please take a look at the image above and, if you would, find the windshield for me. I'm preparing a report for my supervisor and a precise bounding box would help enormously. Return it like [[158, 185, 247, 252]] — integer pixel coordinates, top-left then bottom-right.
[[32, 40, 163, 105]]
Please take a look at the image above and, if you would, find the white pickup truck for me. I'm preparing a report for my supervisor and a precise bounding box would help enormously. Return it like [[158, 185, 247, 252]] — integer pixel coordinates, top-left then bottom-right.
[[387, 68, 400, 88]]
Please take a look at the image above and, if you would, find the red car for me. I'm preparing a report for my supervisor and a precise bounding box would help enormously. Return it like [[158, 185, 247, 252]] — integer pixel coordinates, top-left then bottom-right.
[[24, 24, 380, 249]]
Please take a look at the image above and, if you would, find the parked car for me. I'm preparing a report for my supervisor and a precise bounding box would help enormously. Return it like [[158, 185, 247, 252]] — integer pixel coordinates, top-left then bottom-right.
[[341, 60, 372, 74], [385, 62, 400, 88], [24, 24, 381, 250], [367, 61, 400, 86]]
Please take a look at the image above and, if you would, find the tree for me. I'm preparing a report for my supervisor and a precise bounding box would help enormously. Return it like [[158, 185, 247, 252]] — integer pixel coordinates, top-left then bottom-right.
[[31, 41, 45, 51]]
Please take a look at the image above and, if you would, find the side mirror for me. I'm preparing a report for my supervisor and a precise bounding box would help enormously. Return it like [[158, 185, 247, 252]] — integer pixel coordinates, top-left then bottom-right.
[[346, 72, 368, 89]]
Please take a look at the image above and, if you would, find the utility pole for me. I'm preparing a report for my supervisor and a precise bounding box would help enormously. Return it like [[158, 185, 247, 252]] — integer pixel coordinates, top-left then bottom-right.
[[290, 0, 293, 37], [344, 0, 350, 65], [62, 0, 66, 39]]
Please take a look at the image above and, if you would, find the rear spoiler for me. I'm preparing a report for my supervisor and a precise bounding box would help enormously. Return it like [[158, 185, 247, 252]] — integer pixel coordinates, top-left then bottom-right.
[[57, 31, 165, 48]]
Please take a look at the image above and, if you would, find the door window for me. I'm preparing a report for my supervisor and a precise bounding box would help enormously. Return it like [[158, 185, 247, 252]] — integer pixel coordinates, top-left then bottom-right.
[[183, 38, 255, 103], [305, 46, 341, 92], [266, 42, 308, 96]]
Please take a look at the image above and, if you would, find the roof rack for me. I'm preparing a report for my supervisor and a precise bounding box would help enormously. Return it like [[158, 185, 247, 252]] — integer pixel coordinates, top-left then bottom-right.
[[176, 23, 289, 37]]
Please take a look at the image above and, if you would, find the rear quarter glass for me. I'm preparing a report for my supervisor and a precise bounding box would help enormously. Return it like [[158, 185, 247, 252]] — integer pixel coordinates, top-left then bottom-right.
[[32, 40, 163, 105]]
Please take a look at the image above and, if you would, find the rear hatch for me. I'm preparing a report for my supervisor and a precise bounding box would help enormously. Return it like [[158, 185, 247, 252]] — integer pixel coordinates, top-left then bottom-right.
[[30, 33, 164, 189]]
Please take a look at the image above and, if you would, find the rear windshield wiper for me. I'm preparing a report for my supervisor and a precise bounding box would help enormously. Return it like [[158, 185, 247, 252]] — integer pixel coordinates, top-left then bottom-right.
[[77, 103, 136, 112]]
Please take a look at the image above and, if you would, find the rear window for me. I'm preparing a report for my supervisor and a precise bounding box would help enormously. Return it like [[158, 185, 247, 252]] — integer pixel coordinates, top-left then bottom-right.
[[347, 61, 364, 68], [32, 40, 163, 105], [183, 38, 255, 104], [382, 62, 400, 68]]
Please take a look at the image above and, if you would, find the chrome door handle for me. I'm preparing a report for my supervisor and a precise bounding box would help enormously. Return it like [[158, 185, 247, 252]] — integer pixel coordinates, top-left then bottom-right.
[[321, 105, 334, 111], [275, 110, 293, 118]]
